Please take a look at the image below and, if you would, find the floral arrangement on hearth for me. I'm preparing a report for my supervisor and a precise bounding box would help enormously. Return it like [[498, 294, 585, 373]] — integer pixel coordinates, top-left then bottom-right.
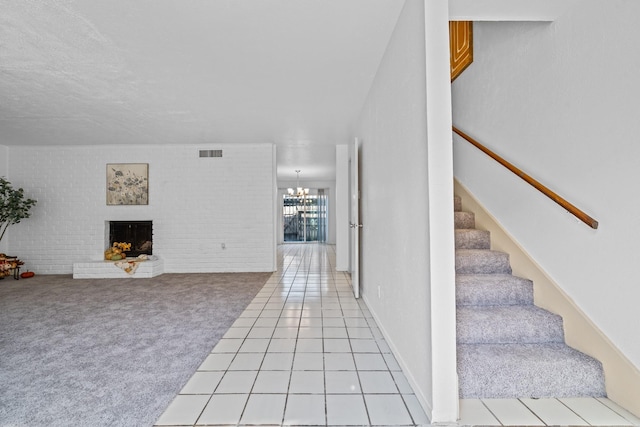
[[104, 242, 131, 261]]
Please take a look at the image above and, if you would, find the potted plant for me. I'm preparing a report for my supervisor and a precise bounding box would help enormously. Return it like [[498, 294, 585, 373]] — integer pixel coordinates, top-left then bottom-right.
[[0, 177, 37, 278]]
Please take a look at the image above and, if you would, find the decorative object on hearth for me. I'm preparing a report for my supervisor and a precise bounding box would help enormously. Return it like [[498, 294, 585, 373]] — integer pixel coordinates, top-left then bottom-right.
[[106, 163, 149, 205], [104, 242, 131, 261], [20, 270, 34, 279], [0, 177, 37, 245], [0, 255, 11, 279], [113, 254, 148, 275], [0, 254, 24, 279]]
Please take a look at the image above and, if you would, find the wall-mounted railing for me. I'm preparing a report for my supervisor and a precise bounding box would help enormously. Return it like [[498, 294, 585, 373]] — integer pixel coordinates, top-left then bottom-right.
[[453, 127, 599, 229]]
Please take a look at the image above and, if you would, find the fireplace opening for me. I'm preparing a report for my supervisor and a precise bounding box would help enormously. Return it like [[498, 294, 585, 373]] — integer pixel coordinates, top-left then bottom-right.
[[108, 221, 153, 257]]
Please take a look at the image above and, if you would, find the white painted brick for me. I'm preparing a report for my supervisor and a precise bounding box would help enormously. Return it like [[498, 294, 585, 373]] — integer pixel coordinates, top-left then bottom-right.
[[6, 144, 276, 275], [0, 145, 9, 254], [73, 257, 164, 278]]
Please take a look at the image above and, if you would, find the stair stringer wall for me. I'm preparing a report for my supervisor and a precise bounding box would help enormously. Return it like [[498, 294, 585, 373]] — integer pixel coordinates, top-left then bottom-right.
[[454, 179, 640, 417]]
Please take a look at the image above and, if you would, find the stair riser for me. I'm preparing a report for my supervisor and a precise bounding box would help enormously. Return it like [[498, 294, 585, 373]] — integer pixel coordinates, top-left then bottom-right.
[[456, 275, 534, 306], [455, 212, 475, 229], [457, 307, 565, 344], [455, 229, 491, 249], [456, 250, 512, 274]]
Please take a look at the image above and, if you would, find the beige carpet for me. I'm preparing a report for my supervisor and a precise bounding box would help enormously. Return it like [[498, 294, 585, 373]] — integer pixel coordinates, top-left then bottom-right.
[[0, 272, 271, 427]]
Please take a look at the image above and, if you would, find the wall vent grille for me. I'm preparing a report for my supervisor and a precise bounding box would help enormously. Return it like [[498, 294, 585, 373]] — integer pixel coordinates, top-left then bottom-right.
[[199, 149, 223, 158]]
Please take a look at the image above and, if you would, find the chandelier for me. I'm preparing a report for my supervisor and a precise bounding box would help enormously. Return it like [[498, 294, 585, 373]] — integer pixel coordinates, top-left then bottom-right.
[[288, 170, 309, 197]]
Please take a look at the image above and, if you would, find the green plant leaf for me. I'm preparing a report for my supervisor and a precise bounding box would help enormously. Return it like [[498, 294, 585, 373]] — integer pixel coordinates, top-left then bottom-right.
[[0, 177, 37, 243]]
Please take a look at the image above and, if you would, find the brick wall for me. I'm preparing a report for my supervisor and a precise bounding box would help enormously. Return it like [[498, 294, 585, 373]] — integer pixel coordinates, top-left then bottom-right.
[[0, 145, 8, 253], [6, 143, 276, 274], [0, 146, 7, 177]]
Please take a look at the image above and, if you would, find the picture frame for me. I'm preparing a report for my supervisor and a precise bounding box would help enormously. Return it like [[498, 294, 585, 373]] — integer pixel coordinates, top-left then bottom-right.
[[106, 163, 149, 205]]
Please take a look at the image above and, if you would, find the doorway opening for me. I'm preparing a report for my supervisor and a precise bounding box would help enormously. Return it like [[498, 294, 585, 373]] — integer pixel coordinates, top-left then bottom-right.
[[283, 190, 328, 242]]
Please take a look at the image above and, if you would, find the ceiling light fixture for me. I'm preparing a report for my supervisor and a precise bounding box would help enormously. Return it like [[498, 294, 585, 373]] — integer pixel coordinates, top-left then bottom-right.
[[288, 170, 309, 196]]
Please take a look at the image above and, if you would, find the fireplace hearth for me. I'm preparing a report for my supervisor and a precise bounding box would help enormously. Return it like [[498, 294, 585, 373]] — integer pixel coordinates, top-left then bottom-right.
[[108, 221, 152, 257]]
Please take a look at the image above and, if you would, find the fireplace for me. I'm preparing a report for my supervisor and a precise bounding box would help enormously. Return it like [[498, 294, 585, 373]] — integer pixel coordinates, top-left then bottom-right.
[[108, 221, 152, 257]]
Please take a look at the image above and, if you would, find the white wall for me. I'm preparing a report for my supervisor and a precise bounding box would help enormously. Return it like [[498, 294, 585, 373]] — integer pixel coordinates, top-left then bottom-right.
[[449, 0, 577, 21], [0, 146, 7, 177], [6, 143, 277, 274], [424, 0, 458, 421], [356, 0, 434, 417], [452, 1, 640, 368], [335, 145, 349, 271]]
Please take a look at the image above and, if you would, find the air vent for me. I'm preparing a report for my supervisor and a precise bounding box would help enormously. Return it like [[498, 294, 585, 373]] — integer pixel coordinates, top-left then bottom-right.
[[199, 149, 223, 158]]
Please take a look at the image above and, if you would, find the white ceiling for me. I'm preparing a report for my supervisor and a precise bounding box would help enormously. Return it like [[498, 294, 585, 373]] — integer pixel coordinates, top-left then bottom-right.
[[0, 0, 405, 181]]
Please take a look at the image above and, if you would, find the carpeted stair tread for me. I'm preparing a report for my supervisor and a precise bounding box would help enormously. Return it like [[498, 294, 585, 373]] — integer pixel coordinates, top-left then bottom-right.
[[457, 343, 606, 398], [457, 305, 565, 344], [456, 274, 534, 306], [455, 229, 491, 249], [455, 211, 475, 229], [454, 195, 462, 212], [456, 249, 512, 274]]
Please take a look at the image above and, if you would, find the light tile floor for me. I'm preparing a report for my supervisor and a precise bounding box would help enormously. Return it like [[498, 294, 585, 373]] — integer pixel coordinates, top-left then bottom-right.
[[155, 243, 640, 427]]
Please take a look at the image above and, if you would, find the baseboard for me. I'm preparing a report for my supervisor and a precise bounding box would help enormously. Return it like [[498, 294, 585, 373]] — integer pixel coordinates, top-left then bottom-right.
[[361, 293, 435, 423], [454, 179, 640, 418]]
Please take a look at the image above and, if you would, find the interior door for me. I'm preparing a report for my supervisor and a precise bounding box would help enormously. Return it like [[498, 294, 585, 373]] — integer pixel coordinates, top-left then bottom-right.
[[349, 138, 361, 298]]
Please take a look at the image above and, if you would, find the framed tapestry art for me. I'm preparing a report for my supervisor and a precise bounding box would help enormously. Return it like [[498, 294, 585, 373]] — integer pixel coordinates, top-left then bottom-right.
[[106, 163, 149, 205]]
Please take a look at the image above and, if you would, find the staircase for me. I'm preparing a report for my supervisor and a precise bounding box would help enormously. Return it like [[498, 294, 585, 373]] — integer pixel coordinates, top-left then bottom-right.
[[454, 195, 606, 398]]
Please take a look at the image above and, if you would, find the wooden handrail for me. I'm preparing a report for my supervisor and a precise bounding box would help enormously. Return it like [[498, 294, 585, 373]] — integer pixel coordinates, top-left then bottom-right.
[[453, 126, 599, 229]]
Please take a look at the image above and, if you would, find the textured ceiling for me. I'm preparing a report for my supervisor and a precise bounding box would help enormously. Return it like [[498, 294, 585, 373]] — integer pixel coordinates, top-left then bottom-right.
[[0, 0, 405, 181]]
